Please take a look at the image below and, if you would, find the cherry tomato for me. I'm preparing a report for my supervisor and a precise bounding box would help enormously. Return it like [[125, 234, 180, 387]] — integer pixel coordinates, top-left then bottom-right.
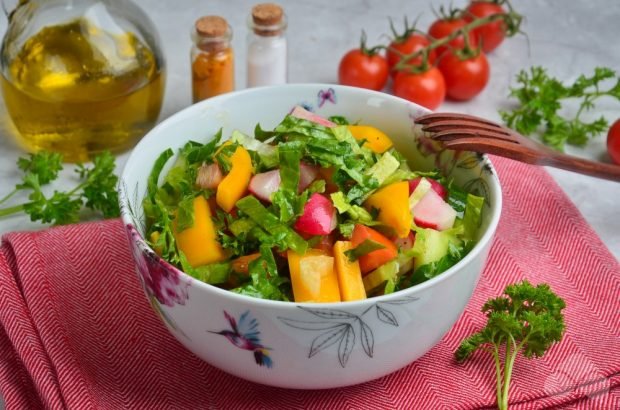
[[428, 18, 477, 57], [338, 49, 389, 91], [438, 52, 489, 101], [465, 1, 507, 53], [387, 34, 437, 78], [393, 67, 446, 110], [607, 119, 620, 165]]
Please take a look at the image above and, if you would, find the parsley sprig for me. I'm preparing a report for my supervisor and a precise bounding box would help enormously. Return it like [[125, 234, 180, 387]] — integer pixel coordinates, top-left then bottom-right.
[[500, 66, 620, 151], [0, 151, 120, 225], [455, 280, 566, 410]]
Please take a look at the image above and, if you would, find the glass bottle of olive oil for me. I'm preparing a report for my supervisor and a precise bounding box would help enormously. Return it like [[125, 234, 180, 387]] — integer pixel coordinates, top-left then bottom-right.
[[1, 4, 165, 162]]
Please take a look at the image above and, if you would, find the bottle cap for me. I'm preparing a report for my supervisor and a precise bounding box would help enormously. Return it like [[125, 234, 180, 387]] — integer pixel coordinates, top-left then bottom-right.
[[250, 3, 286, 36], [195, 16, 228, 38], [252, 3, 283, 26], [193, 16, 232, 52]]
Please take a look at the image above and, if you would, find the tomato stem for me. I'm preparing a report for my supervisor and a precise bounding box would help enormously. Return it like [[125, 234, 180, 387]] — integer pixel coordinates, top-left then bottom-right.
[[394, 12, 512, 72], [359, 30, 385, 56], [388, 15, 420, 43]]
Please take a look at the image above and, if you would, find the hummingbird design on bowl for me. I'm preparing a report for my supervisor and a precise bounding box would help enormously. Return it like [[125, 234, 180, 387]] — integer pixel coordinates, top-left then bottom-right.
[[210, 310, 273, 368]]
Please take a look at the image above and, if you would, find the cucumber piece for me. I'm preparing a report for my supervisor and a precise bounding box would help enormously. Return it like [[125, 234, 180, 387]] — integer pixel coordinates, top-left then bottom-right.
[[363, 260, 399, 293], [413, 228, 455, 267]]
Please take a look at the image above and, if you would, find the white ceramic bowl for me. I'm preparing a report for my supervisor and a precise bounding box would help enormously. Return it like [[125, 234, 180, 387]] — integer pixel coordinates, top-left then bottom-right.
[[119, 84, 502, 389]]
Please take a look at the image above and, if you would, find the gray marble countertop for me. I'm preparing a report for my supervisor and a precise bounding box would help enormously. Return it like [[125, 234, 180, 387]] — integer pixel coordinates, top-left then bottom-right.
[[0, 0, 618, 406]]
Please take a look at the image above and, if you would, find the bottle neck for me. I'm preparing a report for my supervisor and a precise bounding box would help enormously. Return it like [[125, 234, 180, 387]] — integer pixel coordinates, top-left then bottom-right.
[[192, 26, 232, 53], [247, 14, 287, 37]]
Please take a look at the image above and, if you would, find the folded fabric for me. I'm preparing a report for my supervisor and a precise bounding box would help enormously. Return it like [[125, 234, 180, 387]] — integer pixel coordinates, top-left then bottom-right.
[[0, 157, 618, 410]]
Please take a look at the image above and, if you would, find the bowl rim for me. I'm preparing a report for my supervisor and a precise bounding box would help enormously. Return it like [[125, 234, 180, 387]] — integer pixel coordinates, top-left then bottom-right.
[[120, 83, 502, 310]]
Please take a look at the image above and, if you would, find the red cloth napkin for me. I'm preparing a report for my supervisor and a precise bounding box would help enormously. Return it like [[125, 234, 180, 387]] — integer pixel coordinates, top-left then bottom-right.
[[0, 157, 619, 410]]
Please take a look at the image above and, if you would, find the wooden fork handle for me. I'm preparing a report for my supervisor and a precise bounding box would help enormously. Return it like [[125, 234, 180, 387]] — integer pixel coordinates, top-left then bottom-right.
[[543, 153, 620, 182]]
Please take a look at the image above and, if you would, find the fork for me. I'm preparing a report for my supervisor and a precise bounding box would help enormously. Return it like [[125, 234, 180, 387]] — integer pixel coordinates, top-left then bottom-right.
[[415, 113, 620, 182]]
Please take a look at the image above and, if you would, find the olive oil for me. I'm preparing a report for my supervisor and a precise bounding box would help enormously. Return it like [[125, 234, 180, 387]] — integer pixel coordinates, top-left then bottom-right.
[[1, 18, 164, 162]]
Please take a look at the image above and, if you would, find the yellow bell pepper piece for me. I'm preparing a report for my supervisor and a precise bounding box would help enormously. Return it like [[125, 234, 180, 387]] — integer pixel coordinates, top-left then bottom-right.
[[149, 231, 163, 256], [347, 125, 393, 153], [287, 249, 341, 303], [333, 241, 367, 302], [364, 181, 412, 238], [174, 196, 225, 267], [216, 146, 253, 212]]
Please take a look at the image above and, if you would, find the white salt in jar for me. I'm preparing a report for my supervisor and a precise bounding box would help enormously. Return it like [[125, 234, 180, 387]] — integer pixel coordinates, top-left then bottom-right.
[[246, 3, 288, 88]]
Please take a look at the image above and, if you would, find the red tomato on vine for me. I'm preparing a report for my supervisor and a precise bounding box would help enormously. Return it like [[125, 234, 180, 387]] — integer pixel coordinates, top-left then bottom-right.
[[393, 67, 446, 110], [438, 51, 490, 101], [428, 17, 477, 57], [338, 32, 389, 91], [465, 1, 507, 53], [387, 34, 437, 77]]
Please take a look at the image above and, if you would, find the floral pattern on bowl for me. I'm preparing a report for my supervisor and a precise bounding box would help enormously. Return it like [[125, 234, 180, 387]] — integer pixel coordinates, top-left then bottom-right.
[[279, 296, 419, 367]]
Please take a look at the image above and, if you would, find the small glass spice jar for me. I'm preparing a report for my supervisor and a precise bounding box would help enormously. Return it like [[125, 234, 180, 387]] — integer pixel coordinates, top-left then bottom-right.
[[191, 16, 234, 103], [246, 3, 288, 88]]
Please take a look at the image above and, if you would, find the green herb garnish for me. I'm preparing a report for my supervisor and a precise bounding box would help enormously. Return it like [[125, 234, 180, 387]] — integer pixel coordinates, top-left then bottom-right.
[[0, 151, 120, 225], [500, 66, 620, 150], [455, 280, 566, 410]]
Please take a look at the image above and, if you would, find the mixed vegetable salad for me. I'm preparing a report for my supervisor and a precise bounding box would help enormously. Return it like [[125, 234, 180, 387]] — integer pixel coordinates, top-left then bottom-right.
[[143, 106, 485, 303]]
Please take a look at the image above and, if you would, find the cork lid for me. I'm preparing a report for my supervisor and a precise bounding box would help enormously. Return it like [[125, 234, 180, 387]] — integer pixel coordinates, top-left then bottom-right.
[[195, 15, 228, 38], [252, 3, 283, 26]]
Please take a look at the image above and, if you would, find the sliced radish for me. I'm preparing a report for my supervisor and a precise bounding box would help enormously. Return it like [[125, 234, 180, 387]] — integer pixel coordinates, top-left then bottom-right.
[[299, 163, 319, 191], [413, 189, 457, 231], [195, 163, 223, 190], [290, 106, 336, 128], [408, 177, 448, 200], [249, 170, 281, 202], [294, 193, 337, 235], [249, 164, 319, 203]]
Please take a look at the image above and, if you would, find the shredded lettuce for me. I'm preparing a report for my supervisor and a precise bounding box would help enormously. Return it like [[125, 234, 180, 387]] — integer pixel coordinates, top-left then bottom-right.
[[175, 195, 195, 232], [272, 141, 306, 223], [232, 245, 290, 301], [330, 192, 377, 225], [462, 193, 485, 240], [328, 115, 350, 125], [231, 130, 278, 169], [185, 129, 223, 164], [331, 125, 374, 163], [147, 148, 173, 201], [235, 196, 308, 254]]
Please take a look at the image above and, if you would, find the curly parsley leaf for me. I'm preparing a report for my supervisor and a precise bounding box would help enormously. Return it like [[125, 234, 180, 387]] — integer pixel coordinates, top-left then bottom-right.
[[455, 280, 566, 410], [0, 151, 120, 225], [500, 66, 620, 151]]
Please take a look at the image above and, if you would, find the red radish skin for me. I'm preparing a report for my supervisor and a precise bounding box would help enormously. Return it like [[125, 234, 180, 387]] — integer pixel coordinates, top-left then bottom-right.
[[196, 163, 223, 189], [290, 106, 336, 128], [413, 189, 457, 231], [294, 193, 337, 235], [408, 177, 448, 200]]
